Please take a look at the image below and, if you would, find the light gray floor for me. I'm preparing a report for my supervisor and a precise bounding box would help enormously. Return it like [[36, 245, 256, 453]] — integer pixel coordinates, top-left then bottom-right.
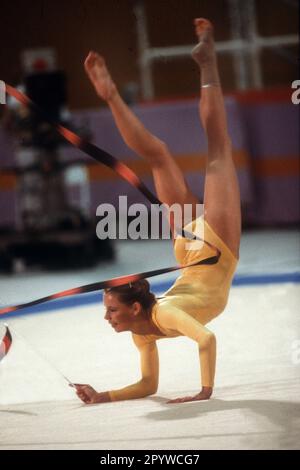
[[0, 228, 299, 305], [0, 229, 299, 450]]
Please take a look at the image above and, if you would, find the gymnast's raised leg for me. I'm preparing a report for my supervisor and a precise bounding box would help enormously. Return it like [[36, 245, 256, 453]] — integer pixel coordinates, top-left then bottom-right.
[[192, 19, 241, 259], [84, 51, 200, 225]]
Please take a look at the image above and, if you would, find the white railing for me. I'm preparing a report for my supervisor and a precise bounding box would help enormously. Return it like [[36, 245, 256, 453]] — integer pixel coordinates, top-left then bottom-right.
[[134, 0, 299, 99]]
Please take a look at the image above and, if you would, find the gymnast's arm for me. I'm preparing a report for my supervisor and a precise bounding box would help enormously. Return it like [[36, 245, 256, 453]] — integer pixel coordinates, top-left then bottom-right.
[[73, 337, 159, 404], [84, 51, 169, 163], [108, 336, 159, 401], [157, 302, 216, 403]]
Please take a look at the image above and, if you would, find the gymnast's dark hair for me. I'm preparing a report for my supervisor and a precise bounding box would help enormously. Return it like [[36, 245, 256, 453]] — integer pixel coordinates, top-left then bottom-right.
[[104, 280, 156, 314]]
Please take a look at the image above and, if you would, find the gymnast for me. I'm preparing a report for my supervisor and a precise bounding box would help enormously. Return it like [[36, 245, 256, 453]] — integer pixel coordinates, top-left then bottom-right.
[[75, 18, 241, 404]]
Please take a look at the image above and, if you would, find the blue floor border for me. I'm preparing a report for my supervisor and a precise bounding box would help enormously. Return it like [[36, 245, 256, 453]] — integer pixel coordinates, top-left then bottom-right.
[[1, 271, 299, 319]]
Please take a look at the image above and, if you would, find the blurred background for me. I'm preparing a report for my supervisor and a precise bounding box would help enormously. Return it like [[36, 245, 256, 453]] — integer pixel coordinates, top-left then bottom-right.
[[0, 0, 298, 276], [0, 1, 299, 450]]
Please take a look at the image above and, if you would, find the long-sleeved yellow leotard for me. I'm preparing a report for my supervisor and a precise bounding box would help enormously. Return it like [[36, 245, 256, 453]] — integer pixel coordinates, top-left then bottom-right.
[[109, 216, 238, 401]]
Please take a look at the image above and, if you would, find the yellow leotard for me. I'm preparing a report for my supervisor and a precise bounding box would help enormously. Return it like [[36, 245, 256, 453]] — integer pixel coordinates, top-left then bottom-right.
[[109, 216, 238, 401]]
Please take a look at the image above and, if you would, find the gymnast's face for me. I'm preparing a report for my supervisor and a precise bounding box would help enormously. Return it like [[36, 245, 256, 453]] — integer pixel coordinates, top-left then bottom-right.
[[104, 292, 141, 333]]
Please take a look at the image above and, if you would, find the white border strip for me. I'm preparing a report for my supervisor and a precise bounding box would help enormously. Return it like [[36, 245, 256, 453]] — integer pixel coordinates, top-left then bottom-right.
[[0, 80, 6, 104]]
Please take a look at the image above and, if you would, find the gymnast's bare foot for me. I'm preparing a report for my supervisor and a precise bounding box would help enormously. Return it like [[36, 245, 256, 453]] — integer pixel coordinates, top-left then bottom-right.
[[192, 18, 216, 68], [84, 51, 117, 102]]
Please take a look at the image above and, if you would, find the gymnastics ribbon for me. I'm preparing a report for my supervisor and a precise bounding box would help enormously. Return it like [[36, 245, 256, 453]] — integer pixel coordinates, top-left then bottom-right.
[[0, 325, 12, 360], [0, 84, 221, 316]]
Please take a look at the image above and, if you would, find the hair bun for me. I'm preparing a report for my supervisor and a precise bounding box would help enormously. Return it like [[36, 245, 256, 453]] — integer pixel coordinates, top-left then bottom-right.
[[105, 279, 156, 314], [134, 279, 150, 293]]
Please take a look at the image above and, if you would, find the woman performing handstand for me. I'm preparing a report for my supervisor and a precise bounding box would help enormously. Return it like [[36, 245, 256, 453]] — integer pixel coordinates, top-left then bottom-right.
[[75, 18, 241, 405]]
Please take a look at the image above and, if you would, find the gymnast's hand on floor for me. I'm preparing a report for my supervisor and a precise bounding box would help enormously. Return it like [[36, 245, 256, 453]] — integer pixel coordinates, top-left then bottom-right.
[[167, 386, 213, 404], [72, 383, 111, 404], [84, 51, 117, 102]]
